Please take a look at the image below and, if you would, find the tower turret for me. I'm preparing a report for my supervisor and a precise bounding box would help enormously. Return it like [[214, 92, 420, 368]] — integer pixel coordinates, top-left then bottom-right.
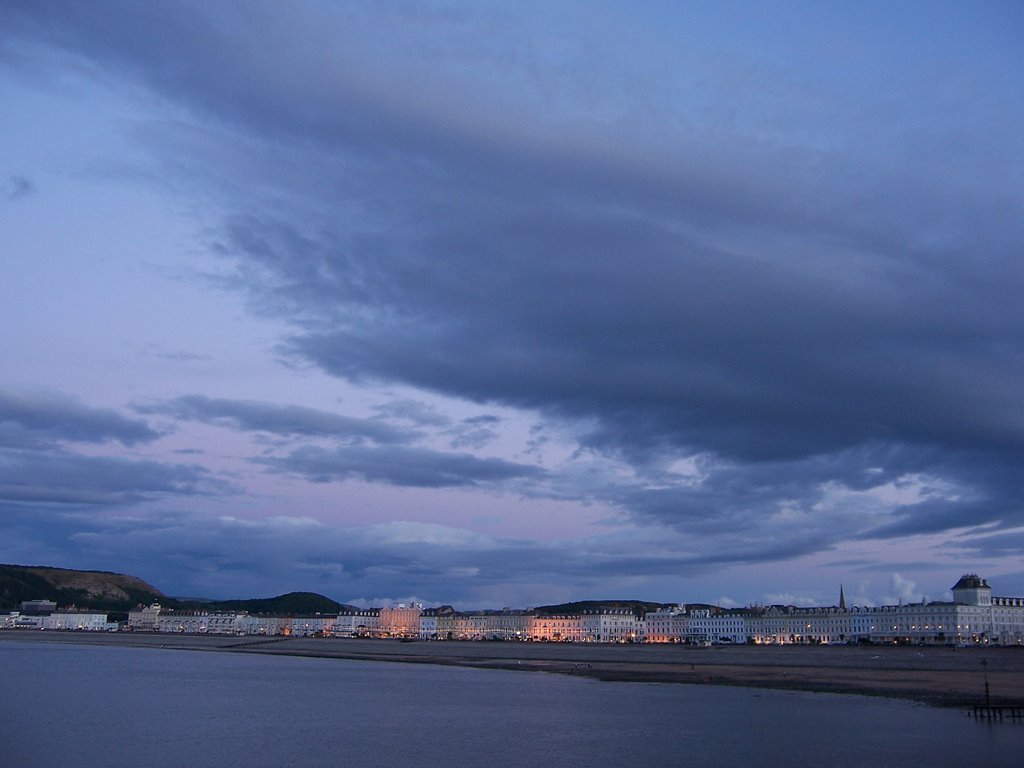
[[951, 574, 991, 606]]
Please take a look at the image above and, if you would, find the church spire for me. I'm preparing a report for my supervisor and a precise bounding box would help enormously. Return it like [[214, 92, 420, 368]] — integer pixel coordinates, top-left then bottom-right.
[[839, 584, 847, 610]]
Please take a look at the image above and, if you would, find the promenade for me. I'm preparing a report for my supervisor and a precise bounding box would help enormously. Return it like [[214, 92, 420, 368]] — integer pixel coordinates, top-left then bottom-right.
[[5, 631, 1023, 707]]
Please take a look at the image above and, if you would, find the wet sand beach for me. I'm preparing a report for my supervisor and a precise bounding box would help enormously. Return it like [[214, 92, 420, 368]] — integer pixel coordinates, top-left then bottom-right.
[[4, 631, 1022, 707]]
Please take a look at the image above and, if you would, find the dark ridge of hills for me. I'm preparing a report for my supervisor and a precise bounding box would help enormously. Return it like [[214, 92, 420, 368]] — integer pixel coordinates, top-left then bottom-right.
[[1, 565, 354, 616], [0, 564, 165, 611], [533, 600, 669, 617], [4, 565, 668, 618], [183, 591, 356, 615]]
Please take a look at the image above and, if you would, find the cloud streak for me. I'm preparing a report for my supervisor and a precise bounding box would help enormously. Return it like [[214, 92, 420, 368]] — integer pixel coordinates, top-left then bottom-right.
[[264, 444, 544, 489], [140, 394, 411, 444], [0, 451, 218, 506], [1, 389, 160, 448]]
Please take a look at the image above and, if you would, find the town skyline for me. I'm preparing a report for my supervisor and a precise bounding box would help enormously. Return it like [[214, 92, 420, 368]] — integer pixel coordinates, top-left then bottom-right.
[[9, 571, 1022, 649], [2, 2, 1023, 609], [1, 562, 1012, 615]]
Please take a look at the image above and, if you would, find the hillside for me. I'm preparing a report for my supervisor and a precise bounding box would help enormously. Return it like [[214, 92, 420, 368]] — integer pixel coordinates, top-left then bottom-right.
[[0, 564, 165, 611], [191, 592, 355, 615], [1, 565, 355, 615]]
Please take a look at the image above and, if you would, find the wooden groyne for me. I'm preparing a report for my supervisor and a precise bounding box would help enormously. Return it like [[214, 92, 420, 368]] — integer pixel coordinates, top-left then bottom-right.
[[220, 637, 292, 650], [970, 704, 1024, 721]]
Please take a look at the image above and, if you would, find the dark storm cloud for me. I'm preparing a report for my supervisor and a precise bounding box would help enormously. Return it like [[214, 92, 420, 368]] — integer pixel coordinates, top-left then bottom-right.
[[6, 1, 1024, 562], [140, 394, 411, 443], [0, 449, 220, 506], [0, 390, 160, 448], [274, 213, 1024, 468], [263, 444, 544, 489]]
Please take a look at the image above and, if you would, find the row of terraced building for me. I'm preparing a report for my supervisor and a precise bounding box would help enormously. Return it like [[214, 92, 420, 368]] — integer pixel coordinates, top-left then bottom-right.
[[110, 574, 1024, 646]]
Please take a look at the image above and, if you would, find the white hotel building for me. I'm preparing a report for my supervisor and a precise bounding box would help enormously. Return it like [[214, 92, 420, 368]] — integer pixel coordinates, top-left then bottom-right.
[[660, 575, 1024, 646], [332, 610, 380, 637]]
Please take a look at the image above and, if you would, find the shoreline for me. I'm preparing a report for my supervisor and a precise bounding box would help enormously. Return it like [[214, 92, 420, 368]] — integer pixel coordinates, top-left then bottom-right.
[[4, 630, 1022, 707]]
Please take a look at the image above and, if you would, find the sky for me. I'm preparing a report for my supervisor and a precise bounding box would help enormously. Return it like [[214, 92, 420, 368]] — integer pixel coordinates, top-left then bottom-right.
[[1, 1, 1023, 609]]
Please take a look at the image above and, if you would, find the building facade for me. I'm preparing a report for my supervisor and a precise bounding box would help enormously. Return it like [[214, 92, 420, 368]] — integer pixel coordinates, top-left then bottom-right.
[[644, 575, 1024, 646], [333, 610, 380, 637], [9, 573, 1021, 646], [378, 603, 422, 638]]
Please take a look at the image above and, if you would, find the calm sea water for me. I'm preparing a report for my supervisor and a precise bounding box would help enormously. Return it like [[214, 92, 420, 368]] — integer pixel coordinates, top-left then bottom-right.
[[0, 641, 1018, 767]]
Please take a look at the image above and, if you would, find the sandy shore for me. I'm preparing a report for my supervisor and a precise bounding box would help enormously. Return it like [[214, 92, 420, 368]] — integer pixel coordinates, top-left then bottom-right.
[[4, 630, 1022, 707]]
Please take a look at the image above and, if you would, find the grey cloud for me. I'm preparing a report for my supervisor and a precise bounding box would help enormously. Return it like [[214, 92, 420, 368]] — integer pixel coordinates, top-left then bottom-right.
[[0, 390, 160, 448], [463, 415, 500, 426], [543, 443, 1016, 569], [140, 394, 411, 444], [7, 1, 1024, 562], [447, 429, 497, 451], [276, 212, 1024, 465], [11, 4, 1022, 463], [0, 510, 741, 604], [5, 174, 34, 200], [263, 444, 544, 489], [857, 498, 1020, 542], [371, 399, 451, 428], [447, 415, 501, 450], [956, 530, 1024, 559], [140, 345, 213, 363], [5, 504, 1023, 606], [0, 449, 222, 506]]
